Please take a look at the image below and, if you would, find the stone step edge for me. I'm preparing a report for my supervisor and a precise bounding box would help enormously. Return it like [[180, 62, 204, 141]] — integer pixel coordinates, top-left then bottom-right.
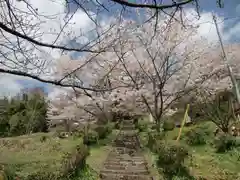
[[99, 172, 154, 180]]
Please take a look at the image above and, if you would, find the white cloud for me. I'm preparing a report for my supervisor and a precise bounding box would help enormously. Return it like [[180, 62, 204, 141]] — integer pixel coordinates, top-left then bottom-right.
[[0, 74, 23, 98], [236, 4, 240, 15], [182, 8, 240, 45], [223, 22, 240, 41], [184, 9, 225, 43]]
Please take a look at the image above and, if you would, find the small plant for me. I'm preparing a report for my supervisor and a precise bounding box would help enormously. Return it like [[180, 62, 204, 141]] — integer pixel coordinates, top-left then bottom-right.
[[40, 135, 47, 142], [94, 123, 112, 139], [94, 126, 108, 139], [136, 120, 148, 132], [0, 165, 16, 180], [83, 130, 98, 146], [24, 170, 60, 180], [147, 130, 166, 152], [214, 134, 237, 153], [115, 121, 121, 129], [61, 144, 89, 175], [185, 126, 211, 146], [72, 130, 84, 138], [162, 119, 175, 131], [156, 141, 189, 175]]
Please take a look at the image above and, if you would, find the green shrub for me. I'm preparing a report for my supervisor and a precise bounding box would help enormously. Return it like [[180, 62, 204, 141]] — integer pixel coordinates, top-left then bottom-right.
[[24, 171, 61, 180], [0, 165, 16, 180], [7, 144, 90, 180], [147, 130, 166, 152], [106, 123, 113, 134], [83, 130, 98, 146], [94, 124, 112, 139], [115, 121, 121, 129], [185, 126, 211, 146], [94, 126, 108, 139], [214, 134, 237, 153], [156, 141, 189, 175], [162, 119, 175, 131], [61, 144, 89, 176], [72, 130, 84, 138], [136, 120, 148, 132], [40, 135, 47, 142]]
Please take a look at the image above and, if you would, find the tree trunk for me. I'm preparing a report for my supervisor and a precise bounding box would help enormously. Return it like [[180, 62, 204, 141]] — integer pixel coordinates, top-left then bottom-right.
[[156, 121, 161, 132]]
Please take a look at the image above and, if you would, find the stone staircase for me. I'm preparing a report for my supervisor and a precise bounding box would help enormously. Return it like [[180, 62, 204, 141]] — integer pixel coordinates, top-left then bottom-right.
[[100, 120, 153, 180]]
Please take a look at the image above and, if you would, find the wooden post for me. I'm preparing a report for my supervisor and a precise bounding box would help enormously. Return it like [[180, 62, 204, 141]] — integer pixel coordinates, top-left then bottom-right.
[[176, 104, 190, 142]]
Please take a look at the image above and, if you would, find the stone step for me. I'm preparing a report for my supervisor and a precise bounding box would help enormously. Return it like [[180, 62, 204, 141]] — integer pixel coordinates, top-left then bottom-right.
[[107, 156, 145, 162], [100, 173, 153, 180], [108, 152, 142, 156], [107, 154, 143, 157], [121, 127, 136, 130], [100, 169, 149, 175], [104, 161, 147, 166], [104, 165, 126, 170], [104, 160, 146, 164], [104, 162, 147, 169], [122, 120, 134, 124], [100, 130, 153, 180], [104, 161, 147, 167], [104, 165, 147, 171]]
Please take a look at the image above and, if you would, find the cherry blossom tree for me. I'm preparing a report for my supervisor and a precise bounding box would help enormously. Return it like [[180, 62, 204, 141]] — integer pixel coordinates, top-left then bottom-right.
[[48, 8, 240, 129], [104, 12, 226, 129]]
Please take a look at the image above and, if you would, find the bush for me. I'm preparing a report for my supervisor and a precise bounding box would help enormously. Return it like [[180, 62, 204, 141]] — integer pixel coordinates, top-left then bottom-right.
[[147, 130, 166, 152], [185, 126, 211, 146], [72, 130, 84, 138], [0, 165, 16, 180], [162, 119, 175, 131], [156, 141, 189, 175], [83, 130, 98, 146], [62, 144, 89, 175], [40, 135, 48, 142], [214, 134, 237, 153], [136, 120, 148, 132], [115, 121, 121, 129], [25, 144, 89, 180], [24, 171, 61, 180], [95, 126, 107, 139], [94, 123, 112, 139]]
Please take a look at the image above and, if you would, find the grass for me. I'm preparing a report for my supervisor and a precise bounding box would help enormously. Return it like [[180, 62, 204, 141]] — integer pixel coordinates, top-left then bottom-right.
[[143, 148, 164, 180], [87, 146, 112, 173], [0, 126, 119, 179], [0, 132, 83, 178], [166, 122, 240, 179], [139, 121, 240, 180]]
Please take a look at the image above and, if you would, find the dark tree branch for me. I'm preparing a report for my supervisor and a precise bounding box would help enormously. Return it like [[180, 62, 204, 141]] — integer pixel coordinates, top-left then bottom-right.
[[0, 22, 104, 53], [111, 0, 193, 9], [0, 68, 128, 92]]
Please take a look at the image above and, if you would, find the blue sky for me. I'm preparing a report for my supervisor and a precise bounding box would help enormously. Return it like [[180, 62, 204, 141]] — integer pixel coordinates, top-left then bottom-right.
[[2, 0, 240, 97]]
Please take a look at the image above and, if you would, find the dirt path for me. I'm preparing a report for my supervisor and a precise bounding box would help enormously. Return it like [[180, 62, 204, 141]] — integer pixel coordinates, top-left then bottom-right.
[[99, 120, 153, 180]]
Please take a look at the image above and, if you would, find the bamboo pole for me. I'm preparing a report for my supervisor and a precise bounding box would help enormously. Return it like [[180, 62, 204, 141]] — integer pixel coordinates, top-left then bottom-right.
[[176, 104, 190, 142]]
